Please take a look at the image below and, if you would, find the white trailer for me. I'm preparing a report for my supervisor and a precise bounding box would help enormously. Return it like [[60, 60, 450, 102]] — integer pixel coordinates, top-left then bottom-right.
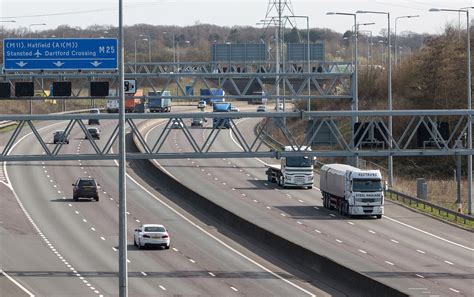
[[320, 164, 385, 218], [106, 99, 119, 113], [266, 146, 314, 189]]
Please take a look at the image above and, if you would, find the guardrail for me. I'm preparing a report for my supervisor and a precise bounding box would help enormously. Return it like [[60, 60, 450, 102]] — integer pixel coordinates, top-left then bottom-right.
[[385, 189, 474, 225]]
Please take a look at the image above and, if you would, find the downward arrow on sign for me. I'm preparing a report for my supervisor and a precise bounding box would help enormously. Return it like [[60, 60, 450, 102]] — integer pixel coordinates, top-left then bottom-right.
[[53, 61, 65, 67], [16, 61, 28, 67], [90, 61, 102, 67]]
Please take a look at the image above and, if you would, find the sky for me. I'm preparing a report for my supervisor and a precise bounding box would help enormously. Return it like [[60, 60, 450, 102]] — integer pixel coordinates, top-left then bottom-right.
[[1, 0, 474, 36]]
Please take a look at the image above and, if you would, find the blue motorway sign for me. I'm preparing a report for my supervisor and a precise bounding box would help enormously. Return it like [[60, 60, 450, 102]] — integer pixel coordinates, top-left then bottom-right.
[[3, 38, 118, 71]]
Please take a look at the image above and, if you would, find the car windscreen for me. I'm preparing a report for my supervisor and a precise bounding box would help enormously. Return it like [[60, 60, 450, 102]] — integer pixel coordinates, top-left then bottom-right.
[[78, 180, 96, 187], [90, 110, 99, 114], [352, 179, 383, 192], [88, 129, 98, 133], [144, 226, 165, 232], [285, 156, 312, 167]]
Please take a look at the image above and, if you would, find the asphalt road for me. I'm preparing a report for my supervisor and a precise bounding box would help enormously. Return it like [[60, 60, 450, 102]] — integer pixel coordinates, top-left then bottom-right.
[[144, 112, 474, 297], [1, 110, 328, 296]]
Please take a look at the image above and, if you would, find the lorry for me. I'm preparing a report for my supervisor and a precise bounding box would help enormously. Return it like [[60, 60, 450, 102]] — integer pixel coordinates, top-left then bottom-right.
[[266, 146, 314, 189], [147, 90, 172, 112], [212, 102, 231, 129], [125, 89, 143, 113], [106, 90, 119, 113], [249, 91, 268, 105], [319, 164, 385, 218], [200, 88, 225, 106]]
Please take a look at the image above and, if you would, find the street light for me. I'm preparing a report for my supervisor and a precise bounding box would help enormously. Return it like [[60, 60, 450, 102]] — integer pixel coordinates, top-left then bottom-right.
[[356, 10, 393, 186], [327, 12, 359, 166], [394, 15, 419, 68], [430, 7, 473, 214], [163, 31, 176, 67], [134, 37, 148, 72], [28, 23, 46, 38]]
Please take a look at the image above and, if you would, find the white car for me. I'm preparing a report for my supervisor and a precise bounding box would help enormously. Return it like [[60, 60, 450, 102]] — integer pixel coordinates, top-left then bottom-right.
[[197, 100, 206, 109], [170, 120, 184, 129], [134, 224, 170, 249], [256, 105, 267, 112], [275, 103, 284, 111], [230, 106, 240, 112]]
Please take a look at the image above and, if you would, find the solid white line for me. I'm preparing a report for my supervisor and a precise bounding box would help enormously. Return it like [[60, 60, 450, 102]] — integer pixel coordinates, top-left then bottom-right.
[[384, 261, 394, 266], [0, 269, 35, 297], [444, 260, 454, 265], [384, 216, 473, 251]]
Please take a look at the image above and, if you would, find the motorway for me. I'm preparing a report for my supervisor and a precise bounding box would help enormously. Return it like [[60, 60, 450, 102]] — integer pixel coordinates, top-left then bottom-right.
[[141, 108, 474, 297], [0, 109, 332, 296]]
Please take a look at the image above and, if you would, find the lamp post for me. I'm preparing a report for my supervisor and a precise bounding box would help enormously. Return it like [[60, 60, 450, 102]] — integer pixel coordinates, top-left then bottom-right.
[[359, 30, 373, 75], [430, 7, 473, 214], [163, 31, 176, 69], [327, 12, 359, 166], [394, 15, 419, 68], [357, 10, 393, 186], [28, 23, 46, 38], [134, 37, 148, 72]]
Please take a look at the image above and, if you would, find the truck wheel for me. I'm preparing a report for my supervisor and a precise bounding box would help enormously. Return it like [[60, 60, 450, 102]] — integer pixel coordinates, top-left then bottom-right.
[[307, 186, 313, 189], [267, 174, 272, 182], [376, 215, 382, 219], [323, 196, 327, 208]]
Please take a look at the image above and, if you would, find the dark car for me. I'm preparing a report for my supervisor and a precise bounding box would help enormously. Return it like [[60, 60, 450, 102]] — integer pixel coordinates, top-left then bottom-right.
[[88, 109, 100, 125], [85, 127, 100, 140], [72, 177, 99, 201], [53, 130, 69, 144], [191, 117, 205, 127]]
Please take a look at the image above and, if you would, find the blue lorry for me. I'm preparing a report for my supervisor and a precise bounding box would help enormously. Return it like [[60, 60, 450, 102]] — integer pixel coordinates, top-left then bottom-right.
[[200, 88, 225, 106], [213, 102, 231, 129], [147, 91, 172, 112]]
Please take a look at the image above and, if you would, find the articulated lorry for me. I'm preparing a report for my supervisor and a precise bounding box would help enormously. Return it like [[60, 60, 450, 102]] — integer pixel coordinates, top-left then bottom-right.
[[201, 88, 225, 106], [266, 146, 314, 189], [212, 102, 231, 129], [319, 164, 385, 218], [147, 91, 172, 112], [125, 90, 143, 113]]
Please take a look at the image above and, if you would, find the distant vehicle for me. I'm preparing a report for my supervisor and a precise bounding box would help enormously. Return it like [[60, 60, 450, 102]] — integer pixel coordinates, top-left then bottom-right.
[[170, 120, 184, 129], [320, 164, 385, 218], [72, 177, 99, 201], [133, 224, 170, 250], [53, 130, 69, 144], [266, 146, 314, 189], [85, 127, 100, 140], [106, 99, 119, 113], [148, 90, 172, 112], [125, 90, 143, 113], [256, 105, 267, 112], [275, 102, 284, 111], [197, 100, 206, 109], [191, 117, 205, 127], [200, 88, 225, 105], [88, 108, 100, 125], [230, 105, 240, 113], [212, 102, 231, 129], [249, 91, 268, 105]]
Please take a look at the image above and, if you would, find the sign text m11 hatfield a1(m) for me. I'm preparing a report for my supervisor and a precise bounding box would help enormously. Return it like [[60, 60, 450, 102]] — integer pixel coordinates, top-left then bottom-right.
[[3, 38, 118, 71]]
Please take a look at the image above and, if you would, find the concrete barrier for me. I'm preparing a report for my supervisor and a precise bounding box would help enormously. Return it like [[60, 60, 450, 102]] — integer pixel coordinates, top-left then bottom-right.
[[132, 120, 408, 297]]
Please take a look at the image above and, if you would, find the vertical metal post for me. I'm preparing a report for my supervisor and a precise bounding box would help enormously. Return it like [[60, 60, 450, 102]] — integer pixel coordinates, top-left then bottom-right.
[[394, 18, 397, 68], [148, 38, 152, 62], [466, 10, 472, 214], [387, 13, 394, 186], [353, 16, 359, 167], [118, 0, 128, 296], [134, 39, 137, 73], [307, 17, 310, 113], [456, 154, 462, 212]]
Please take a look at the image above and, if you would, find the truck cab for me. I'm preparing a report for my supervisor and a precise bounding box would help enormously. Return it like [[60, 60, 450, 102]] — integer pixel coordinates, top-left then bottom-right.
[[212, 102, 231, 129]]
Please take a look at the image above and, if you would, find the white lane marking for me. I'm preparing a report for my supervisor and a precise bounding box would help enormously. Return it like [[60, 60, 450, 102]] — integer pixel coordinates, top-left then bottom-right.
[[347, 222, 355, 225], [266, 206, 271, 209], [126, 259, 131, 263], [297, 221, 303, 225], [416, 249, 425, 254], [358, 249, 367, 254], [415, 274, 424, 278], [329, 214, 336, 217], [112, 247, 117, 252], [390, 239, 399, 244], [172, 247, 178, 252], [75, 211, 79, 214], [314, 229, 321, 234], [384, 261, 394, 266], [82, 219, 87, 223], [384, 216, 474, 251], [313, 206, 319, 210], [444, 260, 454, 265], [135, 219, 140, 223], [100, 237, 105, 241], [0, 270, 35, 297], [298, 199, 304, 203], [208, 272, 216, 277], [117, 135, 318, 297], [230, 287, 238, 292], [159, 285, 167, 291], [189, 259, 196, 263], [335, 239, 342, 243], [368, 230, 376, 234], [141, 272, 147, 276], [449, 288, 460, 293], [280, 213, 286, 217]]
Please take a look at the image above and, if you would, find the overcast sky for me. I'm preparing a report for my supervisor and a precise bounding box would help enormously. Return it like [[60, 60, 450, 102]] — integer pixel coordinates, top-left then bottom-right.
[[1, 0, 474, 36]]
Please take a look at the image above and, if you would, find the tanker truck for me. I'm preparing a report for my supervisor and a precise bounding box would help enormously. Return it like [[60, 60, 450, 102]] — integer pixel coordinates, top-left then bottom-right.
[[319, 164, 385, 218]]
